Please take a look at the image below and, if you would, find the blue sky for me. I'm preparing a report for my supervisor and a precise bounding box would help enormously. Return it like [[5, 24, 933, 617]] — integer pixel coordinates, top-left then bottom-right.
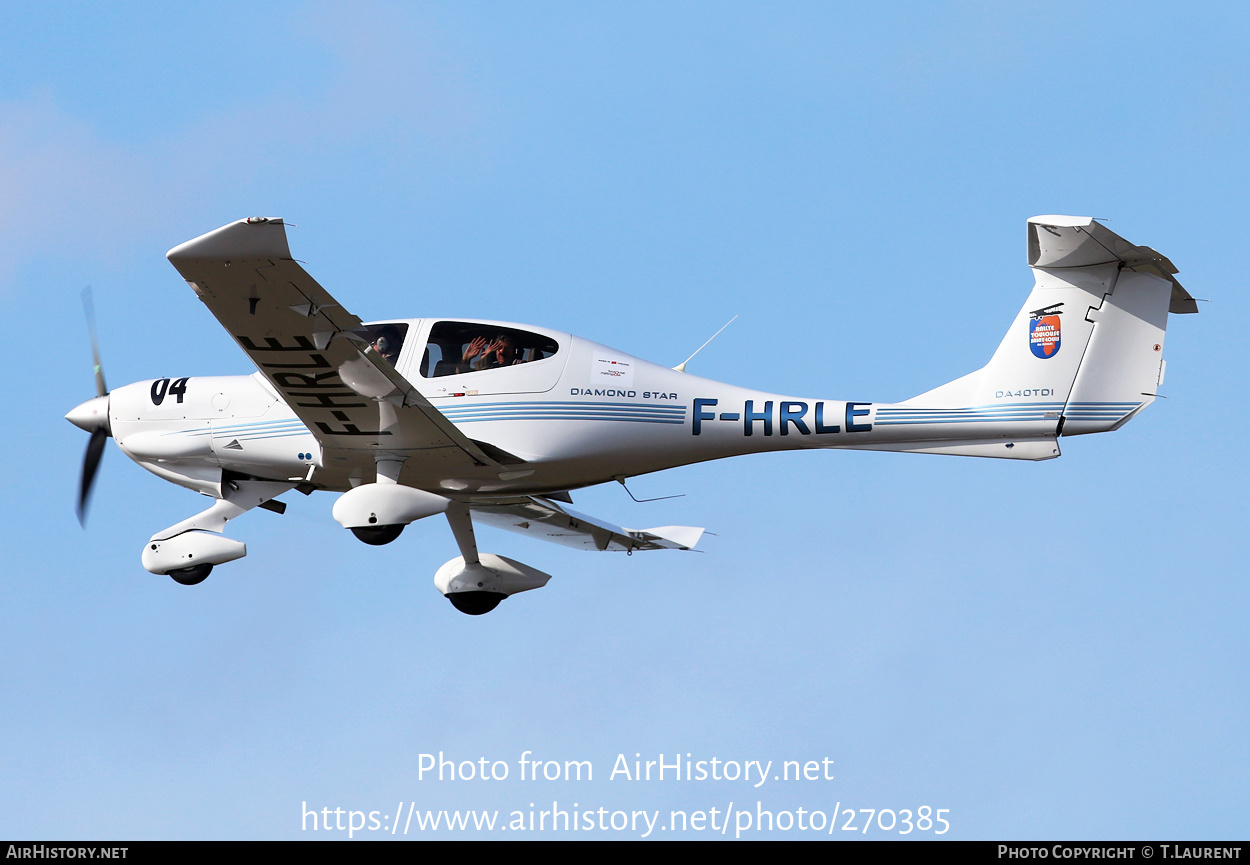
[[1, 1, 1246, 840]]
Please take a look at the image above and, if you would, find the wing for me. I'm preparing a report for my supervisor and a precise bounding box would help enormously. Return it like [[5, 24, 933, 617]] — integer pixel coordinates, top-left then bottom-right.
[[471, 496, 704, 552], [166, 218, 502, 480]]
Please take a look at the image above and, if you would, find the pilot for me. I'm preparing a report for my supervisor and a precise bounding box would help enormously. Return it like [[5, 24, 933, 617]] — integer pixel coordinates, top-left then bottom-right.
[[370, 326, 403, 366], [462, 334, 524, 370]]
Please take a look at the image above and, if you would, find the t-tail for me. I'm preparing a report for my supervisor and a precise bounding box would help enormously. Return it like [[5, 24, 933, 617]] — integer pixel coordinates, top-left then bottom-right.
[[862, 216, 1197, 461]]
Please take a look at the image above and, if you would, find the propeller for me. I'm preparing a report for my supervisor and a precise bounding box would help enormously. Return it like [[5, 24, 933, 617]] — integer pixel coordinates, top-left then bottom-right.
[[84, 286, 107, 399], [78, 425, 108, 524], [67, 287, 112, 525]]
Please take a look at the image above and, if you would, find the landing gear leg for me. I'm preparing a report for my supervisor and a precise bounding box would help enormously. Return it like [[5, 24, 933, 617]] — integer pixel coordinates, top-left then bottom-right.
[[143, 479, 295, 583], [441, 503, 507, 615]]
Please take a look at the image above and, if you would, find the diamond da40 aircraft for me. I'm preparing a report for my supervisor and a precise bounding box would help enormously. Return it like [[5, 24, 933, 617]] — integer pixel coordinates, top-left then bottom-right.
[[67, 216, 1196, 614]]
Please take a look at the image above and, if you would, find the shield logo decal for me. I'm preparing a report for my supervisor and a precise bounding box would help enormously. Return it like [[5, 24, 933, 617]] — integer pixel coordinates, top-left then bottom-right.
[[1028, 305, 1063, 359]]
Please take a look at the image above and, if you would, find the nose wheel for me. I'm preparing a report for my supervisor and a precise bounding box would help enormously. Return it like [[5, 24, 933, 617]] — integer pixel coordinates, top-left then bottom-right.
[[167, 564, 213, 585]]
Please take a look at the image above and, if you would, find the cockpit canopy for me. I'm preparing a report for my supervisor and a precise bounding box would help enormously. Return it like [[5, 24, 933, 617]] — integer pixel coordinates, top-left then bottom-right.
[[420, 321, 560, 378]]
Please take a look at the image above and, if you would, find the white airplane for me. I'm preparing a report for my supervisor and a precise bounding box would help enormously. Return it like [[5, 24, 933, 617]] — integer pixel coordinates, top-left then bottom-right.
[[67, 216, 1197, 614]]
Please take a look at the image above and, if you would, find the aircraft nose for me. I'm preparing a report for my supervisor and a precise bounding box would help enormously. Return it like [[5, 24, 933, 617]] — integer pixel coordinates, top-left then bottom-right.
[[66, 395, 111, 434]]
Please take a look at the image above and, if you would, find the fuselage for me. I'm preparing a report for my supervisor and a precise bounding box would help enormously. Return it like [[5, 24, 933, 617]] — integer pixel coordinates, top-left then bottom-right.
[[106, 317, 1065, 499]]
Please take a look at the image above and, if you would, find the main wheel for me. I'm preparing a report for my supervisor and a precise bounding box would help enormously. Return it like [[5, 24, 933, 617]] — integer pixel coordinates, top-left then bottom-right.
[[447, 591, 505, 616], [168, 563, 213, 585], [351, 524, 405, 545]]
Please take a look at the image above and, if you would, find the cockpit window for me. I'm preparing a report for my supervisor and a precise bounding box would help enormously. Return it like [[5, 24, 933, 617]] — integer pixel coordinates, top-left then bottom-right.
[[421, 322, 560, 378], [358, 323, 408, 367]]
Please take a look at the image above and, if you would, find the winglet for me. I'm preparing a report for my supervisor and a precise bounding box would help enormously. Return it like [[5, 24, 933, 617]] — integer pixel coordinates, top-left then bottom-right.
[[167, 217, 290, 262], [635, 525, 705, 550]]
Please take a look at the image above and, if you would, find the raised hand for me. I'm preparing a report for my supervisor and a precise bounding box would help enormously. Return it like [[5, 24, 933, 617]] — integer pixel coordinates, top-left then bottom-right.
[[462, 336, 488, 362]]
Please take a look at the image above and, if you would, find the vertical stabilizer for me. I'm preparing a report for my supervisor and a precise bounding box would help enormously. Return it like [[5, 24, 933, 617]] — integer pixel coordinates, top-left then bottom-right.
[[903, 216, 1194, 438]]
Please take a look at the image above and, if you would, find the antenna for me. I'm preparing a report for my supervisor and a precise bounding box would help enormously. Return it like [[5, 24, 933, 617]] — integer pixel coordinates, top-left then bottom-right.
[[674, 314, 738, 373], [615, 476, 684, 503]]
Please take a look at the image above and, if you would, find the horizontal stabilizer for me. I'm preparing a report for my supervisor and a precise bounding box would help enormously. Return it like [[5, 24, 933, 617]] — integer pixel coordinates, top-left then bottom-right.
[[1028, 216, 1196, 314]]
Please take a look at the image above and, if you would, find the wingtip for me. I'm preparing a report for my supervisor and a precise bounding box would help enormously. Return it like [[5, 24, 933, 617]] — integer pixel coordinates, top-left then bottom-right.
[[166, 217, 290, 262], [1027, 215, 1095, 227], [641, 525, 706, 550]]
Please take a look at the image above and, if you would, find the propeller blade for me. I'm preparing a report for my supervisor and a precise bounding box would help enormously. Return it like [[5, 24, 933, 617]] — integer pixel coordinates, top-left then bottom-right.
[[82, 286, 107, 397], [77, 426, 107, 526]]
